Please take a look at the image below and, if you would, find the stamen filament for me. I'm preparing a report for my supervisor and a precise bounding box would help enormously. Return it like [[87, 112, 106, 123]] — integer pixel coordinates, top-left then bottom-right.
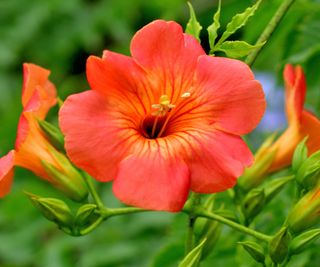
[[151, 115, 160, 138]]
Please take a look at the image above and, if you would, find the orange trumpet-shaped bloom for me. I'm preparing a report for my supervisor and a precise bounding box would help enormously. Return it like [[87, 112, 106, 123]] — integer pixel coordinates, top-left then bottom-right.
[[268, 64, 320, 171], [60, 20, 266, 211], [239, 64, 320, 191], [0, 63, 57, 196], [0, 64, 87, 200]]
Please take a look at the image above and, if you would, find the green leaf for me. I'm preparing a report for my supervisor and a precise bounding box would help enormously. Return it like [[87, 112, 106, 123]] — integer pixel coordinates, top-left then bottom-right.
[[185, 2, 202, 42], [215, 40, 265, 58], [292, 137, 308, 173], [238, 241, 265, 263], [218, 0, 262, 44], [290, 229, 320, 255], [207, 0, 221, 52], [178, 238, 206, 267]]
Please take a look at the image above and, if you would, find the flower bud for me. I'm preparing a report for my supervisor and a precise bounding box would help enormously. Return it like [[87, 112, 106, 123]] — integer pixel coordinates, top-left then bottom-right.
[[75, 203, 99, 228], [238, 241, 265, 264], [289, 229, 320, 255], [292, 137, 308, 173], [296, 150, 320, 189], [287, 185, 320, 233], [238, 134, 277, 191], [242, 188, 265, 223], [27, 194, 73, 227], [269, 227, 291, 264], [37, 119, 65, 152], [41, 146, 88, 202]]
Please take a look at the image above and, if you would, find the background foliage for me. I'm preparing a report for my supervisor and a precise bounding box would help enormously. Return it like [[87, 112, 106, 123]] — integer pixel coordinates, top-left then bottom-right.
[[0, 0, 319, 266]]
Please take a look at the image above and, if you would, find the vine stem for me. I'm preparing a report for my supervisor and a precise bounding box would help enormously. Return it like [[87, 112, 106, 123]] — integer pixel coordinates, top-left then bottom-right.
[[185, 193, 202, 255], [82, 173, 104, 210], [183, 207, 271, 243], [245, 0, 297, 67]]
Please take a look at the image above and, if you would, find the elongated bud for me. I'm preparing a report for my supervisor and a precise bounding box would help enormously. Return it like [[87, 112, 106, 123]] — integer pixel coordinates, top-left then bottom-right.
[[296, 150, 320, 189], [238, 241, 265, 264], [238, 148, 277, 191], [287, 185, 320, 233], [269, 227, 291, 264], [178, 238, 206, 267], [242, 188, 265, 223], [41, 147, 88, 202], [264, 175, 294, 203], [289, 229, 320, 255], [292, 137, 308, 173], [38, 119, 65, 152], [27, 193, 73, 227]]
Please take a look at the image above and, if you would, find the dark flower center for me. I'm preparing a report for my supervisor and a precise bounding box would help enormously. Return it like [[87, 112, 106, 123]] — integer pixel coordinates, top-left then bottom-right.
[[141, 115, 168, 139]]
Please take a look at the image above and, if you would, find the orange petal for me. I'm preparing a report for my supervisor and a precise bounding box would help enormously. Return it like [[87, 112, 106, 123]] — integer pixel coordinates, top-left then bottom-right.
[[190, 56, 266, 135], [113, 139, 190, 212], [130, 20, 205, 103], [301, 110, 320, 154], [181, 130, 253, 193], [22, 63, 57, 118], [59, 90, 137, 181], [0, 150, 14, 197], [284, 64, 306, 125]]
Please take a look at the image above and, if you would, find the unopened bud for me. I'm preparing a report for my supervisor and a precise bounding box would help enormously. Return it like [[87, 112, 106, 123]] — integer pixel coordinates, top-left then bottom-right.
[[292, 137, 308, 173], [287, 185, 320, 233], [27, 194, 73, 227], [75, 203, 99, 228], [238, 149, 276, 191], [41, 148, 88, 202], [296, 150, 320, 189], [238, 241, 265, 264], [242, 188, 265, 223], [38, 119, 65, 152], [289, 229, 320, 256], [269, 227, 291, 264]]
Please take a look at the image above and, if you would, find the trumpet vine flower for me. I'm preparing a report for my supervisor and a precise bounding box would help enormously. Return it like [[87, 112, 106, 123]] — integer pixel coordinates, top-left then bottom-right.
[[0, 64, 87, 201], [60, 20, 266, 211], [239, 64, 320, 191]]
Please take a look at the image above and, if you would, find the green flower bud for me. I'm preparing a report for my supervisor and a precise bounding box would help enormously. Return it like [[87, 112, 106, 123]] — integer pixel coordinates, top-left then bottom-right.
[[27, 194, 73, 227], [242, 188, 265, 223], [292, 137, 308, 173], [75, 203, 99, 228], [41, 146, 88, 202], [296, 150, 320, 189], [269, 227, 291, 264], [38, 119, 65, 152], [287, 185, 320, 233], [289, 229, 320, 255], [238, 241, 265, 264]]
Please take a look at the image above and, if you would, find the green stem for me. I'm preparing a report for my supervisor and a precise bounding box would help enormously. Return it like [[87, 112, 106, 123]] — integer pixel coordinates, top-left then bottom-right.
[[185, 193, 202, 254], [185, 208, 271, 242], [245, 0, 296, 66], [83, 173, 104, 210], [99, 206, 147, 219]]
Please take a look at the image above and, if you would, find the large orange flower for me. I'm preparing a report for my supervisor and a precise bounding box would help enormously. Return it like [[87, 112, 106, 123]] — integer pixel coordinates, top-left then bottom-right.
[[59, 20, 266, 211], [0, 64, 87, 200]]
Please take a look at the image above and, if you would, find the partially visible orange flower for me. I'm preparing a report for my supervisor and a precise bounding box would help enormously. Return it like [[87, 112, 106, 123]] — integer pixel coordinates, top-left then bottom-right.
[[0, 64, 87, 201], [239, 64, 320, 191]]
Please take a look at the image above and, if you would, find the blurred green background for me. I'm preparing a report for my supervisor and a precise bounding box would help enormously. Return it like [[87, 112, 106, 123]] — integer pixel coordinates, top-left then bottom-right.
[[0, 0, 320, 266]]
